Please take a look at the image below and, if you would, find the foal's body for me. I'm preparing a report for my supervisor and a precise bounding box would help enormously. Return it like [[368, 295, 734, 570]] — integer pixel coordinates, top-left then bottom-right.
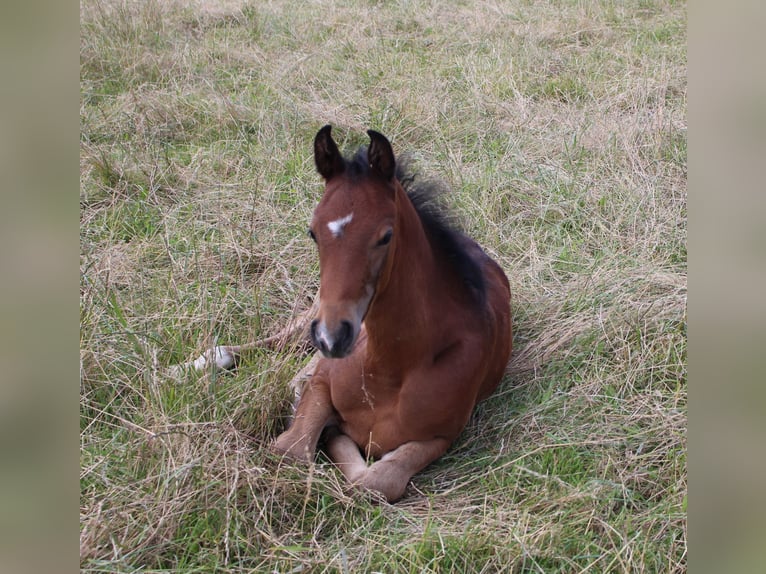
[[274, 126, 511, 501]]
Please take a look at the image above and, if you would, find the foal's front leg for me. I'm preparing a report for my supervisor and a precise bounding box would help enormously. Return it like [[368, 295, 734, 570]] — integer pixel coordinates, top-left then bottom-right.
[[326, 433, 450, 502], [273, 376, 334, 462]]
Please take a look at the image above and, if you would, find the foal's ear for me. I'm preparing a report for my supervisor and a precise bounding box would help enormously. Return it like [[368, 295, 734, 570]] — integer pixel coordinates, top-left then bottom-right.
[[314, 125, 345, 180], [367, 130, 396, 181]]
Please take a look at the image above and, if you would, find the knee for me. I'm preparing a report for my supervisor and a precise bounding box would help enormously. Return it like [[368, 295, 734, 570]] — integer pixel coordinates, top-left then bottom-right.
[[272, 431, 314, 463]]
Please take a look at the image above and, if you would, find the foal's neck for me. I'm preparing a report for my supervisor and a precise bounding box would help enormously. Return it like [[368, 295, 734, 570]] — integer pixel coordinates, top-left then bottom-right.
[[364, 185, 443, 360]]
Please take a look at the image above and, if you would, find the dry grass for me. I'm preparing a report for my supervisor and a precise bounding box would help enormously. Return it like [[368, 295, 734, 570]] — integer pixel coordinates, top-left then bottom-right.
[[80, 0, 686, 571]]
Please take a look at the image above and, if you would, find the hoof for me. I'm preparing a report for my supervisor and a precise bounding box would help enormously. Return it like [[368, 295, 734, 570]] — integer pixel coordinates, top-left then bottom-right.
[[167, 346, 238, 379]]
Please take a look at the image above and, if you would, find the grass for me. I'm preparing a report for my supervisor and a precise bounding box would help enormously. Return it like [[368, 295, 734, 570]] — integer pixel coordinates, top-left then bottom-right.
[[80, 0, 686, 571]]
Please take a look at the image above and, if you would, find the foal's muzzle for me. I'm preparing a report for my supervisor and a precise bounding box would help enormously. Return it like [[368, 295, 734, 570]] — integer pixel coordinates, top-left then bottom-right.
[[311, 319, 355, 358]]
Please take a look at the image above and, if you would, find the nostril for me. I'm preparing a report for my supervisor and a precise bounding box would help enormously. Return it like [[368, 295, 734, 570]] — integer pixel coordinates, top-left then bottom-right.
[[339, 320, 353, 345]]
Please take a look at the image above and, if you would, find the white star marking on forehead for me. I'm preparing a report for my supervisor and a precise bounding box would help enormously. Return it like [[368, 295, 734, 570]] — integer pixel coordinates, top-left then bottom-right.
[[327, 212, 353, 238]]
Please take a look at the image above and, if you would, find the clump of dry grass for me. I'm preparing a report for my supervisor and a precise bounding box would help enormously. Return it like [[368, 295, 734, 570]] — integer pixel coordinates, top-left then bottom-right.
[[81, 0, 686, 571]]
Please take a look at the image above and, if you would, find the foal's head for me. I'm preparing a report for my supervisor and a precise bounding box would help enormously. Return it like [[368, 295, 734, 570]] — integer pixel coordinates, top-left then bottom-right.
[[308, 125, 398, 358]]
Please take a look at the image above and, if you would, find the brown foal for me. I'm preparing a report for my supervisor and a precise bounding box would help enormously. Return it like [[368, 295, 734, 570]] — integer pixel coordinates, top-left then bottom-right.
[[273, 126, 512, 501]]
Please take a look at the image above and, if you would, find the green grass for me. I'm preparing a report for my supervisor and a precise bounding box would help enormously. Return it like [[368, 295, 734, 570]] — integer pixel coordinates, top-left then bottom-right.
[[80, 0, 686, 571]]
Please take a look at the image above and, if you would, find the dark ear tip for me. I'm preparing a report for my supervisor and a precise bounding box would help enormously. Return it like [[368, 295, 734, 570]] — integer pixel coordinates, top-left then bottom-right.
[[314, 124, 343, 180], [366, 129, 395, 180], [367, 129, 385, 141]]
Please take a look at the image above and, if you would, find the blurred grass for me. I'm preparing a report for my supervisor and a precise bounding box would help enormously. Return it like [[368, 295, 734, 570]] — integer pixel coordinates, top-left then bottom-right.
[[80, 0, 686, 571]]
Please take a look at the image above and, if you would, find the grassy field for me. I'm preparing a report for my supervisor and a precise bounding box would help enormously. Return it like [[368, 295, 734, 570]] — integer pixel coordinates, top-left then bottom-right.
[[80, 0, 686, 571]]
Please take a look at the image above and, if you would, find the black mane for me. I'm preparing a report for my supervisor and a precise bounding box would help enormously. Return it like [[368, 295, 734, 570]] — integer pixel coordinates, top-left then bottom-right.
[[347, 148, 487, 306]]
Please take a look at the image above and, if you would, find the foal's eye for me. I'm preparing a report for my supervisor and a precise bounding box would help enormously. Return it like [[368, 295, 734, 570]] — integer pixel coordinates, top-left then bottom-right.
[[307, 229, 317, 243], [377, 229, 393, 247]]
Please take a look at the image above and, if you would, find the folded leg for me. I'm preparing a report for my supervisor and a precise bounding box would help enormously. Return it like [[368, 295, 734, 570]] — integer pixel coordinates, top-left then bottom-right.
[[326, 432, 450, 502]]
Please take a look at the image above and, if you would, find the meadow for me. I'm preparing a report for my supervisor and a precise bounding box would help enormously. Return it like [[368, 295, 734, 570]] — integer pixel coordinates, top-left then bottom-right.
[[80, 0, 686, 571]]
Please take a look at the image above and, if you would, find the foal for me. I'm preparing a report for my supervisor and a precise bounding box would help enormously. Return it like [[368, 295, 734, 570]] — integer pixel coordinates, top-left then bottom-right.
[[273, 126, 512, 501]]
